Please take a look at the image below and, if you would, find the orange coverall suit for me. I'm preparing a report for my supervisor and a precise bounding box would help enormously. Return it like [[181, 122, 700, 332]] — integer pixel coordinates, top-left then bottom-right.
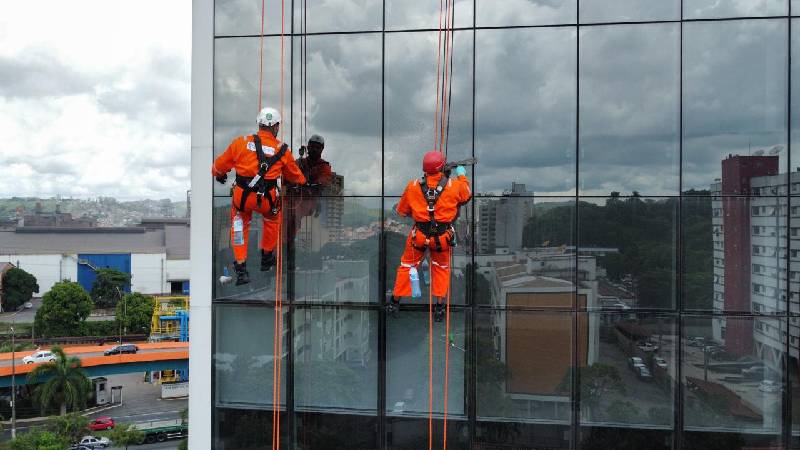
[[286, 157, 333, 240], [212, 130, 306, 262], [393, 172, 471, 298]]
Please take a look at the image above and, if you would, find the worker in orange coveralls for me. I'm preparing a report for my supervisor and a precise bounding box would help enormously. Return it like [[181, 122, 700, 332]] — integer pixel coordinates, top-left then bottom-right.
[[387, 151, 471, 322], [285, 134, 333, 241], [211, 107, 306, 285]]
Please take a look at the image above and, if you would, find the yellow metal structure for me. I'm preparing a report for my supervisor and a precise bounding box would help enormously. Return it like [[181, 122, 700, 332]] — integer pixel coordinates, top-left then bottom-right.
[[150, 296, 190, 336]]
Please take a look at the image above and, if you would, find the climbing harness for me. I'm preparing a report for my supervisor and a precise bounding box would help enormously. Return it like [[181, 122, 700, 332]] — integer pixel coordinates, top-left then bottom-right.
[[234, 136, 288, 214]]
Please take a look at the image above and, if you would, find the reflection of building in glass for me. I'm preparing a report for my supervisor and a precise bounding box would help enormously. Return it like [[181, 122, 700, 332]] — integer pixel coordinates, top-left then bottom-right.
[[295, 172, 345, 252], [710, 155, 794, 373], [477, 183, 534, 254], [477, 250, 597, 421]]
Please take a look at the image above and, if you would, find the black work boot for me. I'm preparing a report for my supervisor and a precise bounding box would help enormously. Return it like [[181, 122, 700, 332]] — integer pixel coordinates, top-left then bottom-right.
[[386, 291, 400, 317], [434, 302, 445, 323], [234, 261, 250, 286], [261, 250, 276, 272]]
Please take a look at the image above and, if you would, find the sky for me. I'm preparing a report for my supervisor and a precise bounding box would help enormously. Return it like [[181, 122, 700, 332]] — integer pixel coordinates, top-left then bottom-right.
[[1, 0, 795, 201], [0, 0, 191, 201]]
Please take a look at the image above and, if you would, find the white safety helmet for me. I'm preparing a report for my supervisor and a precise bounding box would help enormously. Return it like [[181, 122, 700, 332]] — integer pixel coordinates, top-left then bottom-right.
[[257, 107, 281, 127]]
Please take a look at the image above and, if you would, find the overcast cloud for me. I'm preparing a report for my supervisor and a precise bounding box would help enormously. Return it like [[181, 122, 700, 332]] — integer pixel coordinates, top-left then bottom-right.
[[0, 0, 190, 201]]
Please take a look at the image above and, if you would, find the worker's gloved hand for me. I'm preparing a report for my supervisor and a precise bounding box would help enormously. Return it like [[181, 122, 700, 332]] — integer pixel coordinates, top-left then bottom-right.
[[455, 166, 466, 177], [215, 173, 228, 184]]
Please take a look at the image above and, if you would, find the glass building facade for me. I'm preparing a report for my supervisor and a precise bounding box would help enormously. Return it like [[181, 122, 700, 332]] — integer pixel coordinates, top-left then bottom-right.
[[192, 0, 800, 448]]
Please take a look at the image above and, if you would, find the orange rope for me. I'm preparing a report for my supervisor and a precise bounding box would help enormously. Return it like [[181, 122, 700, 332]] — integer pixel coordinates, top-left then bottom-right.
[[274, 0, 286, 446], [433, 0, 445, 152], [258, 0, 265, 111], [427, 254, 434, 450], [442, 250, 453, 449]]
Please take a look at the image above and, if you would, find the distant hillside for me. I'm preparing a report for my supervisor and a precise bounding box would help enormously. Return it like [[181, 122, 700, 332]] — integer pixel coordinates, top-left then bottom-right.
[[0, 197, 188, 227]]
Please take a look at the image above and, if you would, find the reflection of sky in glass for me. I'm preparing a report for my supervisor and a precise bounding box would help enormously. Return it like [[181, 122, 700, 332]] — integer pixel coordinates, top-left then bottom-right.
[[580, 0, 678, 22]]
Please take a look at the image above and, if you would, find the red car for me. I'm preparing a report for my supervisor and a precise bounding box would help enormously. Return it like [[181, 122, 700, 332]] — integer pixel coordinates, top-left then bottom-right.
[[88, 416, 115, 431]]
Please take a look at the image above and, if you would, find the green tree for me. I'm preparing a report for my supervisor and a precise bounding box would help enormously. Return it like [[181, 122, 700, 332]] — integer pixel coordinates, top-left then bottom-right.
[[557, 363, 624, 418], [90, 268, 131, 308], [34, 281, 94, 338], [27, 346, 91, 415], [7, 430, 69, 450], [48, 412, 89, 443], [116, 292, 155, 335], [2, 267, 39, 311], [109, 422, 145, 449], [605, 400, 641, 423]]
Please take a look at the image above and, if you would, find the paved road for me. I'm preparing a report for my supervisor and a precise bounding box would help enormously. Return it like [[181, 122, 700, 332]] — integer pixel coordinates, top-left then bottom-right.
[[0, 298, 115, 324], [0, 347, 184, 368]]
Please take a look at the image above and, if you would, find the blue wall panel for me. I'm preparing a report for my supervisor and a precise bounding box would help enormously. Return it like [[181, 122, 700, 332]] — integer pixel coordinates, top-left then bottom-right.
[[76, 254, 132, 293]]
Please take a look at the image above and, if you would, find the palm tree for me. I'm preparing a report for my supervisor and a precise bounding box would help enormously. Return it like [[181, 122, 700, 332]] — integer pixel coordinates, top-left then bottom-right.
[[26, 346, 91, 416]]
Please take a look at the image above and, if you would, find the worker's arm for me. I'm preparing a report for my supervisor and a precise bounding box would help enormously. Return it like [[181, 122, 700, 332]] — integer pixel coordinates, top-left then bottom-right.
[[454, 167, 471, 204], [280, 148, 307, 185], [212, 138, 241, 177], [395, 182, 413, 217]]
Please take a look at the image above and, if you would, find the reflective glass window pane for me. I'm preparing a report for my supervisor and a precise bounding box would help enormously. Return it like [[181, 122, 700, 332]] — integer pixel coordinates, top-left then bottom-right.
[[385, 0, 473, 31], [792, 197, 800, 312], [685, 0, 787, 19], [293, 307, 377, 412], [475, 422, 571, 449], [579, 0, 678, 23], [292, 198, 381, 303], [578, 197, 678, 310], [682, 196, 788, 313], [214, 36, 294, 197], [293, 0, 382, 33], [215, 408, 287, 449], [215, 0, 286, 37], [214, 304, 286, 407], [297, 413, 378, 449], [291, 34, 381, 196], [474, 197, 576, 307], [476, 311, 574, 424], [385, 31, 473, 196], [384, 194, 471, 306], [578, 314, 675, 430], [477, 0, 576, 27], [213, 197, 288, 301], [579, 24, 679, 196], [476, 28, 577, 196], [792, 18, 800, 187], [386, 310, 467, 417], [386, 418, 469, 449], [683, 20, 788, 194], [682, 316, 785, 446]]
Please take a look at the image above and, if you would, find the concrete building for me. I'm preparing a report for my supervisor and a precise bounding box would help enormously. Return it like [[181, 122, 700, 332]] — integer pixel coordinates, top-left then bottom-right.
[[477, 183, 534, 254], [711, 155, 798, 375], [0, 218, 190, 296]]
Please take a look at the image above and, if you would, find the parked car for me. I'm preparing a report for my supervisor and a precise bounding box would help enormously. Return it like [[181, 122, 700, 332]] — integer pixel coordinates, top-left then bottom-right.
[[637, 341, 659, 352], [635, 365, 653, 381], [88, 416, 115, 431], [22, 350, 55, 365], [392, 401, 405, 413], [759, 380, 781, 393], [23, 301, 33, 309], [654, 357, 668, 369], [104, 344, 138, 356], [742, 366, 766, 377], [687, 337, 706, 347], [76, 436, 110, 448], [628, 356, 645, 371]]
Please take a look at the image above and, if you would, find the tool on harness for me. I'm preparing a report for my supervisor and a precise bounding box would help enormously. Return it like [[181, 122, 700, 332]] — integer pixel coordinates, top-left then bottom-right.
[[412, 174, 455, 252], [233, 213, 245, 246], [234, 135, 288, 215], [409, 266, 422, 298]]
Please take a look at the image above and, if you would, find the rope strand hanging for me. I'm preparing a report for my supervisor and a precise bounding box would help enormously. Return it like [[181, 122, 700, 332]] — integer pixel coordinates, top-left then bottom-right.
[[255, 0, 287, 447]]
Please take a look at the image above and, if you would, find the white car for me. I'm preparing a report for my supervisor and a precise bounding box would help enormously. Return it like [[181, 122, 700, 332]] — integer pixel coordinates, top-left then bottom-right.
[[22, 351, 55, 365], [77, 436, 110, 448], [654, 357, 668, 369], [392, 401, 406, 413], [758, 380, 781, 393]]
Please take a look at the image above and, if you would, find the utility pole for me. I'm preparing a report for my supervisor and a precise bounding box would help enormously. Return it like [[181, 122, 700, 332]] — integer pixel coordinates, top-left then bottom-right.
[[11, 324, 16, 439]]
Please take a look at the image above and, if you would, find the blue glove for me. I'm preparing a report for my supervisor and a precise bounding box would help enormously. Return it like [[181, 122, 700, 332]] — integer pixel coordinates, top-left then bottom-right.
[[455, 166, 466, 177]]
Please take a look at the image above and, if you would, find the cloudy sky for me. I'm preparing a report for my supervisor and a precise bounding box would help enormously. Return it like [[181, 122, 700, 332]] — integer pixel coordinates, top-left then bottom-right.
[[0, 0, 191, 201], [2, 0, 795, 201]]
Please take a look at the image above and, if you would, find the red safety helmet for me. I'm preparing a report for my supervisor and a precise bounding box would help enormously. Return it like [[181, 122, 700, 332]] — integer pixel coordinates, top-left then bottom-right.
[[422, 151, 445, 174]]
